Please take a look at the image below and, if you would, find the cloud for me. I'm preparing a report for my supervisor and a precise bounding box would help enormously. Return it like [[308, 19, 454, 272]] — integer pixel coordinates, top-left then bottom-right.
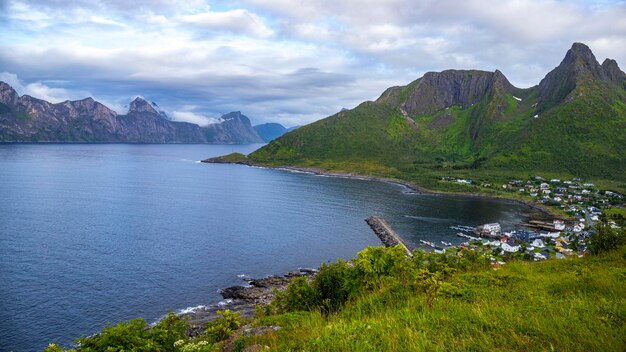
[[1, 0, 625, 126], [0, 71, 91, 103], [180, 8, 274, 38], [170, 110, 224, 126]]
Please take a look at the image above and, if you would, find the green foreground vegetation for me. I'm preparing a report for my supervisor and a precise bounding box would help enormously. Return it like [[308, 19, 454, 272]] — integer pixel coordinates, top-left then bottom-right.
[[47, 227, 626, 351]]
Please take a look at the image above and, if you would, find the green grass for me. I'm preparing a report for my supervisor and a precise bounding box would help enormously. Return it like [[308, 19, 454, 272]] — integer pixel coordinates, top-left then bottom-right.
[[604, 208, 626, 218], [246, 247, 626, 351], [212, 152, 249, 163]]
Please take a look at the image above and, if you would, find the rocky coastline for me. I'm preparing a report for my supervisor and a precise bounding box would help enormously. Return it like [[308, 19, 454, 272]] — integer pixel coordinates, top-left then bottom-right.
[[180, 268, 317, 336]]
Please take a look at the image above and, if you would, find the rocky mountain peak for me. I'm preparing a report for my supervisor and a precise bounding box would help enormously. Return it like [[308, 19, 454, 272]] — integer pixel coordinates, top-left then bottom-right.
[[568, 42, 595, 58], [400, 70, 514, 116], [490, 69, 513, 92], [602, 58, 626, 83], [221, 111, 249, 123], [0, 81, 19, 106], [149, 101, 170, 120], [128, 97, 159, 115], [71, 97, 96, 108], [560, 42, 605, 78], [67, 97, 117, 117], [537, 42, 609, 107]]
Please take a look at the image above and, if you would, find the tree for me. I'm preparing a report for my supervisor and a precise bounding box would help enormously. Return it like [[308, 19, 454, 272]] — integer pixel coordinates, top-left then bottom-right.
[[588, 223, 626, 254]]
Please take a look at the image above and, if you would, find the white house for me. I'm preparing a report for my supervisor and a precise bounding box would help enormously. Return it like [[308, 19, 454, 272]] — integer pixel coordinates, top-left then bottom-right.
[[531, 239, 545, 248], [502, 240, 521, 252], [480, 223, 501, 237], [541, 232, 560, 239], [553, 219, 565, 231]]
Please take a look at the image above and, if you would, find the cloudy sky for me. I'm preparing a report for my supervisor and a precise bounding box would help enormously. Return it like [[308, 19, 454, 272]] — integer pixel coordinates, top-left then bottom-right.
[[1, 0, 625, 126]]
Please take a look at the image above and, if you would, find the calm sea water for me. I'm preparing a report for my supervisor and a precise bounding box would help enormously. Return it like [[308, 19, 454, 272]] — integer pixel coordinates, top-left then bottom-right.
[[0, 144, 542, 351]]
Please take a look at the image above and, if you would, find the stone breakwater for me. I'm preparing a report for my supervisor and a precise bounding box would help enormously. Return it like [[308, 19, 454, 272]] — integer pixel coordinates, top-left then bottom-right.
[[180, 268, 317, 336], [365, 215, 413, 257]]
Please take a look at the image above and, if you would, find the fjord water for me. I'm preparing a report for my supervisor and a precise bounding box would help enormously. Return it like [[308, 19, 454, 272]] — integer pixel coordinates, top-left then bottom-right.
[[0, 144, 542, 351]]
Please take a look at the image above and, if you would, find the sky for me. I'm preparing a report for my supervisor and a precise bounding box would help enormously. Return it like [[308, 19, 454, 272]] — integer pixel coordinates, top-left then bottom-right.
[[1, 0, 625, 127]]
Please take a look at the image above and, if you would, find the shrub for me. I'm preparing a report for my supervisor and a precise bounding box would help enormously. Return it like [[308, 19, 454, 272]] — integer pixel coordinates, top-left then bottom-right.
[[314, 260, 350, 314], [205, 310, 241, 343], [588, 223, 626, 254], [346, 245, 414, 293], [414, 269, 443, 308], [150, 312, 188, 349], [43, 344, 72, 352], [60, 313, 190, 352], [274, 276, 320, 313], [274, 245, 493, 314]]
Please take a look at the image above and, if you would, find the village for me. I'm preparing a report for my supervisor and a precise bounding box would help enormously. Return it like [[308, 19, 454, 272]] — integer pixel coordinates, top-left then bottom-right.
[[436, 175, 626, 262]]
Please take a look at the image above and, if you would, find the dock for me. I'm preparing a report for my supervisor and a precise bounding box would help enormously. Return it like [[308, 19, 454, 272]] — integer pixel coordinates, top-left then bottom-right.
[[365, 215, 413, 257], [525, 220, 558, 231]]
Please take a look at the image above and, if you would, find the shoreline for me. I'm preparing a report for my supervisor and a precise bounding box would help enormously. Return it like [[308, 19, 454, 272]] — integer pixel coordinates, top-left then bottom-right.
[[202, 158, 557, 218], [273, 166, 556, 217]]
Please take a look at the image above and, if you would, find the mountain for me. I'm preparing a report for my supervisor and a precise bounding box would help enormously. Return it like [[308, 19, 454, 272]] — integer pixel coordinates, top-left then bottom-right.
[[246, 43, 626, 185], [254, 123, 288, 142], [206, 111, 264, 144], [0, 84, 263, 144]]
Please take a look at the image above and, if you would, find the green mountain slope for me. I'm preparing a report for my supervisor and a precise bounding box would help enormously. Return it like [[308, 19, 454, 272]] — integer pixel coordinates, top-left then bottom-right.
[[247, 43, 626, 189]]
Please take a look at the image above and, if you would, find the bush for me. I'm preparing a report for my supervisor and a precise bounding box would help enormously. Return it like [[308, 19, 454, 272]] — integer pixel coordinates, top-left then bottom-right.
[[588, 224, 626, 254], [314, 260, 350, 314], [150, 312, 188, 349], [274, 276, 320, 313], [274, 245, 489, 315], [346, 245, 415, 292], [205, 310, 241, 343]]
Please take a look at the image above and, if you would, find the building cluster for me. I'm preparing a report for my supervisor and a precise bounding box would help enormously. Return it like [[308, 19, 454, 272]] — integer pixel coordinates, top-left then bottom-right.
[[456, 220, 589, 262], [442, 175, 624, 228], [440, 176, 473, 185], [435, 175, 625, 263], [499, 176, 623, 209]]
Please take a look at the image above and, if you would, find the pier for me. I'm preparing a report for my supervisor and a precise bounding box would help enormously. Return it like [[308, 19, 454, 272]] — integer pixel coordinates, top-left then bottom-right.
[[365, 215, 413, 257]]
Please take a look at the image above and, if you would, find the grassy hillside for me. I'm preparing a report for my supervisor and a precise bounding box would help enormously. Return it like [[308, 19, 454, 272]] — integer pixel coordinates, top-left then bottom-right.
[[46, 232, 626, 352], [249, 86, 626, 193], [489, 82, 626, 181], [246, 245, 626, 351]]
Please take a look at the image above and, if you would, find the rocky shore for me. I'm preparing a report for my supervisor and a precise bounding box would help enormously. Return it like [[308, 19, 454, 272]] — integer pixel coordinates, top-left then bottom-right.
[[180, 268, 317, 336]]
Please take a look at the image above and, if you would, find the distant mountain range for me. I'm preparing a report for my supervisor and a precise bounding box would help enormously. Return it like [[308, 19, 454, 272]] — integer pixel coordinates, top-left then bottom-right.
[[253, 123, 300, 142], [253, 123, 287, 143], [0, 83, 265, 144], [247, 43, 626, 184]]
